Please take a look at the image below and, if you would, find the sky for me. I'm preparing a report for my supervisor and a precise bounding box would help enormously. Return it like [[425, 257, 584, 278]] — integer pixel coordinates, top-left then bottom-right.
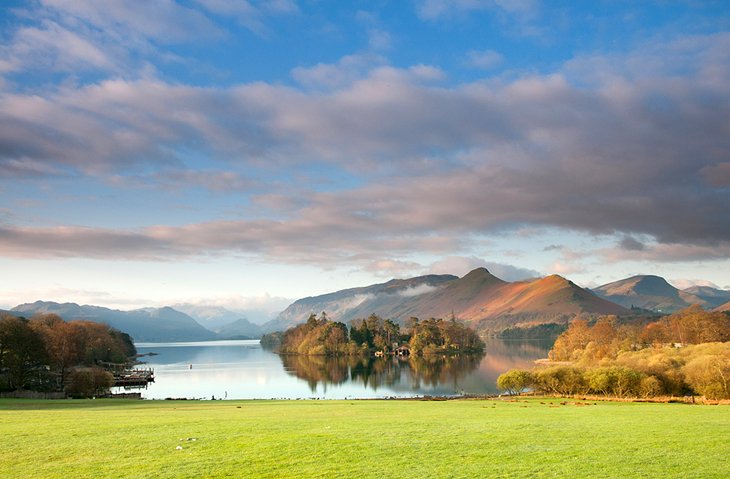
[[1, 0, 729, 313]]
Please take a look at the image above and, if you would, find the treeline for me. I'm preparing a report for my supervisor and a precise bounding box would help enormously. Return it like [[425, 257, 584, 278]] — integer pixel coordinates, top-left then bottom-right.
[[266, 313, 485, 356], [497, 307, 730, 400], [0, 313, 136, 395], [549, 305, 730, 362]]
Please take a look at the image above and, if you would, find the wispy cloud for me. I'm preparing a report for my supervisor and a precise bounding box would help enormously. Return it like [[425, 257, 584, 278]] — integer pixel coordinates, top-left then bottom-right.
[[465, 49, 503, 70], [415, 0, 538, 21]]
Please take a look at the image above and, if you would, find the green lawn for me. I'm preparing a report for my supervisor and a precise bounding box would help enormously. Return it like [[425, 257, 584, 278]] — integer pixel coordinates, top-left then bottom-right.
[[1, 398, 728, 478]]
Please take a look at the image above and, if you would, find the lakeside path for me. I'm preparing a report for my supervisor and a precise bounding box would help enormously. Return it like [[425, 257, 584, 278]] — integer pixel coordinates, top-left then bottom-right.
[[1, 398, 728, 478]]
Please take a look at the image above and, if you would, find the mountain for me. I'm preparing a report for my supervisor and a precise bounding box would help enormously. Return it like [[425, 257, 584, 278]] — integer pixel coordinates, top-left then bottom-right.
[[173, 304, 246, 331], [715, 301, 730, 312], [10, 301, 217, 342], [215, 318, 263, 339], [268, 274, 458, 332], [173, 303, 279, 329], [0, 309, 23, 318], [270, 268, 628, 334], [682, 286, 730, 309], [592, 275, 714, 312]]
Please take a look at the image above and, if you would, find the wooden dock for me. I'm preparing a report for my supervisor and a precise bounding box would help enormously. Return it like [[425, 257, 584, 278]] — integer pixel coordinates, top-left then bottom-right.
[[113, 368, 155, 388]]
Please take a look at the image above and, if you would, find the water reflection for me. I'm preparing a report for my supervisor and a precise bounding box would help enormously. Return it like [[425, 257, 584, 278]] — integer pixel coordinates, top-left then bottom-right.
[[126, 338, 552, 399], [280, 354, 487, 394]]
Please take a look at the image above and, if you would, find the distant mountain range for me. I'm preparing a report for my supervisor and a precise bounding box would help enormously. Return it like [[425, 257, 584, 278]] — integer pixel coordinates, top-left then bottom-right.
[[172, 303, 264, 338], [592, 275, 730, 312], [5, 269, 728, 342], [10, 301, 218, 342]]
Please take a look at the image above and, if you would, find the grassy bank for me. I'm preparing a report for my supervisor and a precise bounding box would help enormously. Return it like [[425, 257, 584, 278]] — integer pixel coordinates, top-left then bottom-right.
[[1, 398, 728, 478]]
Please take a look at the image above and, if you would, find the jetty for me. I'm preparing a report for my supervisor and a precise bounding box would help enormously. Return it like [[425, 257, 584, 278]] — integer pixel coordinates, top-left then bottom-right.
[[113, 368, 155, 388]]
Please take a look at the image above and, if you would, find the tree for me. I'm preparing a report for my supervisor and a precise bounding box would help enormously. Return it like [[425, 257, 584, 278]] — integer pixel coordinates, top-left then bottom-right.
[[497, 369, 534, 395], [66, 368, 115, 398], [0, 315, 46, 390]]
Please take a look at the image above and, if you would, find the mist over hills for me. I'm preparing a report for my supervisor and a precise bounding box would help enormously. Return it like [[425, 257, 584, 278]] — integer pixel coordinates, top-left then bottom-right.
[[274, 268, 628, 334], [6, 269, 728, 341]]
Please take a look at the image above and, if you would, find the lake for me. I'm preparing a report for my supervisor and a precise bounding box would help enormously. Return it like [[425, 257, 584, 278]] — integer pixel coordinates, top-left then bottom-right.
[[120, 339, 552, 399]]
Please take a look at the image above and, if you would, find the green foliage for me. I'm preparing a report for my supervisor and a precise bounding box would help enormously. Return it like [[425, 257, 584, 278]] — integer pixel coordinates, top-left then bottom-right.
[[350, 314, 400, 352]]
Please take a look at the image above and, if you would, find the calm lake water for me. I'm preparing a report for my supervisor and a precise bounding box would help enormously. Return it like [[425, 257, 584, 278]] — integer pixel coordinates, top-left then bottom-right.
[[120, 339, 552, 400]]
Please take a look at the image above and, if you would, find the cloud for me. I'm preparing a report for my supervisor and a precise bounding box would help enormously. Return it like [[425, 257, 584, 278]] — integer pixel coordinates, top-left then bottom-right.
[[415, 0, 538, 21], [291, 53, 386, 90], [1, 33, 729, 269], [466, 49, 503, 70], [668, 279, 721, 290], [618, 236, 646, 252], [397, 284, 439, 297], [550, 261, 586, 276], [196, 0, 298, 35], [175, 293, 294, 316], [41, 0, 221, 43], [364, 259, 423, 278], [428, 256, 540, 281], [0, 0, 295, 81], [701, 162, 730, 187], [600, 242, 730, 263]]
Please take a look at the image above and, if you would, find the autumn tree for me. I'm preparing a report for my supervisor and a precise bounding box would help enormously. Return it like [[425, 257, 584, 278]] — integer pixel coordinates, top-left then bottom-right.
[[497, 369, 534, 395]]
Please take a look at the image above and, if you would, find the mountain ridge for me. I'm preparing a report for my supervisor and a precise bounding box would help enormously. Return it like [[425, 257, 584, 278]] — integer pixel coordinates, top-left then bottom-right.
[[272, 268, 628, 334], [10, 301, 217, 342], [592, 275, 729, 312]]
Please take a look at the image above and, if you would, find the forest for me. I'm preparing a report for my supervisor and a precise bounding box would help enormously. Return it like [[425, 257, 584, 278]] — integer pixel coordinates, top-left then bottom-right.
[[0, 313, 136, 396], [263, 313, 485, 356], [497, 306, 730, 400]]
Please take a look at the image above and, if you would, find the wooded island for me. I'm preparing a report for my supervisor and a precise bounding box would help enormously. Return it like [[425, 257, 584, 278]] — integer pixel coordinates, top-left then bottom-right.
[[262, 313, 485, 356]]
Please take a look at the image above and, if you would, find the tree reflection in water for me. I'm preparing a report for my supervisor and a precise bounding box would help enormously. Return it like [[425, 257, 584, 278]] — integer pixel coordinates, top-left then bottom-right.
[[279, 352, 486, 394]]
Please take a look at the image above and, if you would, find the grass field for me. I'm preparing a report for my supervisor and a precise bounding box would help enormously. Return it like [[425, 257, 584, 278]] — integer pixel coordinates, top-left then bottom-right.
[[1, 398, 728, 478]]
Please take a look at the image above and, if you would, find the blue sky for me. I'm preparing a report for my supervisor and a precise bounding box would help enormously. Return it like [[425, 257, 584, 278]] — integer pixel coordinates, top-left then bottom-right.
[[1, 1, 729, 313]]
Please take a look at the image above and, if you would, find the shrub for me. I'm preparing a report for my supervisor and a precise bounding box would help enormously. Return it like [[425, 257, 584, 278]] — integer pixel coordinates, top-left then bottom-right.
[[533, 366, 587, 396], [496, 369, 534, 395], [682, 355, 730, 400], [66, 368, 114, 398], [640, 375, 664, 398]]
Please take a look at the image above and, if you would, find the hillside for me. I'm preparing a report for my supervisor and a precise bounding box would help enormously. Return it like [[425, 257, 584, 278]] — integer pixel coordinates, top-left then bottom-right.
[[269, 274, 458, 332], [10, 301, 217, 342], [270, 268, 628, 334], [215, 318, 263, 339], [715, 301, 730, 312], [592, 275, 707, 312], [683, 286, 730, 309]]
